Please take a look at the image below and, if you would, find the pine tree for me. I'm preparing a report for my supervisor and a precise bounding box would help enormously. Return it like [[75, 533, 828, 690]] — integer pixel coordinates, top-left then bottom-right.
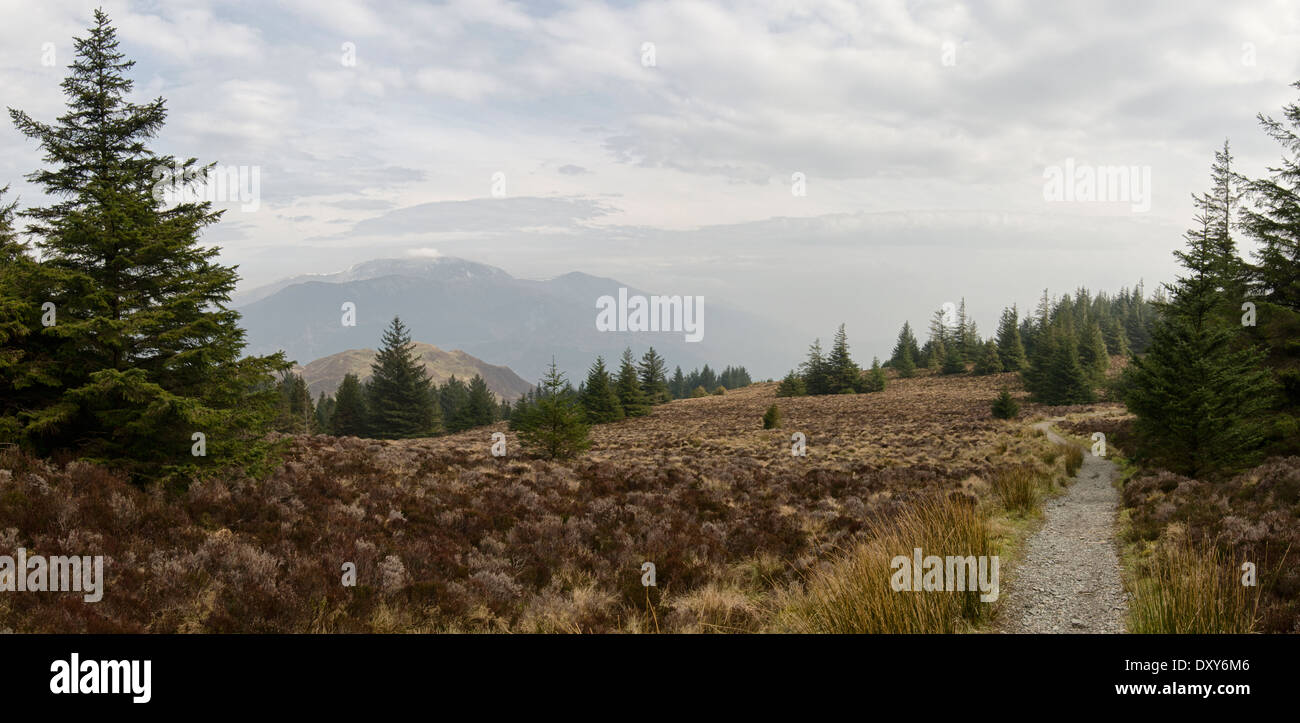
[[638, 346, 672, 403], [275, 371, 314, 433], [991, 387, 1019, 419], [512, 360, 590, 460], [862, 357, 887, 392], [775, 370, 806, 397], [974, 339, 1004, 375], [367, 317, 438, 438], [890, 321, 920, 376], [826, 324, 861, 393], [800, 338, 830, 394], [579, 356, 624, 423], [1024, 323, 1094, 405], [1125, 313, 1276, 475], [941, 342, 966, 375], [762, 403, 782, 429], [5, 10, 287, 475], [615, 347, 650, 416], [439, 375, 469, 430], [1241, 86, 1300, 313], [455, 374, 497, 430], [670, 365, 685, 399], [1125, 154, 1280, 474], [1079, 321, 1110, 382], [330, 373, 368, 437], [995, 306, 1028, 371]]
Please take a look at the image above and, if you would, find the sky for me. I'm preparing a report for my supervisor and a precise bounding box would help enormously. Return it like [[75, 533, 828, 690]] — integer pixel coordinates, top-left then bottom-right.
[[2, 0, 1299, 360]]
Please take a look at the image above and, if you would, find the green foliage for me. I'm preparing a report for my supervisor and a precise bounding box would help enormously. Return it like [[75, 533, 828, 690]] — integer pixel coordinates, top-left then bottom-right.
[[991, 388, 1019, 419], [512, 360, 590, 460], [762, 403, 781, 429], [579, 356, 624, 423], [973, 339, 1004, 375], [995, 306, 1028, 371], [366, 317, 439, 438], [615, 347, 650, 417], [861, 357, 887, 392], [690, 386, 708, 398], [775, 370, 806, 397], [2, 11, 288, 479], [453, 374, 497, 430], [330, 373, 368, 437], [638, 346, 672, 404], [941, 342, 966, 375]]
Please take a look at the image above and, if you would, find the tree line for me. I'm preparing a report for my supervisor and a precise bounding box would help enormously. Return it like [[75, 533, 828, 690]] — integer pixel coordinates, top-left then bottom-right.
[[775, 323, 887, 397], [507, 348, 752, 459]]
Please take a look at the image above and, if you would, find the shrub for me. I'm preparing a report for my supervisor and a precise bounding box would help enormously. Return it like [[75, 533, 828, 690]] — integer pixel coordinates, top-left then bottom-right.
[[762, 404, 781, 429], [690, 386, 708, 398], [712, 386, 726, 395], [991, 388, 1019, 419]]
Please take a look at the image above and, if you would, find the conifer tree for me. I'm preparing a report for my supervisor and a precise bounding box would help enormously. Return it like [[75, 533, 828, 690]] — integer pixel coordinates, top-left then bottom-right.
[[455, 374, 497, 430], [995, 306, 1028, 371], [826, 324, 861, 393], [579, 356, 624, 423], [974, 339, 1004, 375], [512, 359, 590, 460], [330, 373, 368, 437], [862, 356, 887, 392], [1079, 321, 1110, 382], [670, 365, 685, 399], [890, 321, 920, 376], [367, 316, 438, 438], [615, 347, 650, 416], [1240, 86, 1300, 313], [1125, 157, 1279, 474], [439, 375, 469, 430], [775, 370, 807, 397], [941, 342, 966, 374], [800, 338, 830, 394], [638, 346, 672, 403], [6, 10, 287, 474]]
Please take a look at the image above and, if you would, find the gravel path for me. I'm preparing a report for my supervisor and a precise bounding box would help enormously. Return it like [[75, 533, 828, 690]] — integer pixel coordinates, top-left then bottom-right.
[[994, 421, 1128, 634]]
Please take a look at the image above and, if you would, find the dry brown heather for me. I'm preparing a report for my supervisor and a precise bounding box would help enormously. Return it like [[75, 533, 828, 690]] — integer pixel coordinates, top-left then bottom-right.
[[0, 372, 1064, 633]]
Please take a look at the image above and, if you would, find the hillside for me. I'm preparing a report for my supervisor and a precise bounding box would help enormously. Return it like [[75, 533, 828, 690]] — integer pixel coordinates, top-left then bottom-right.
[[235, 256, 802, 382], [294, 342, 532, 401], [0, 372, 1068, 633]]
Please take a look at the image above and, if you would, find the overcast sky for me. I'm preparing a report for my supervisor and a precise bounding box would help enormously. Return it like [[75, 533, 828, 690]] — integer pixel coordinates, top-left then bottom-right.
[[3, 0, 1299, 359]]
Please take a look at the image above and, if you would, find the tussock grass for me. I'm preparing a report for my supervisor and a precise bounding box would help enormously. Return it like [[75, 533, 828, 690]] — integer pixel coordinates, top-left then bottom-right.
[[1127, 533, 1260, 634], [1062, 444, 1084, 478], [773, 496, 995, 633], [992, 464, 1040, 515]]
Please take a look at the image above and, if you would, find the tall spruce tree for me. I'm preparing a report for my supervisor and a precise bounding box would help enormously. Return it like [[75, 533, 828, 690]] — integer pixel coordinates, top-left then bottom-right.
[[615, 347, 649, 416], [1126, 160, 1278, 475], [455, 374, 497, 430], [5, 10, 287, 475], [995, 306, 1028, 371], [579, 356, 624, 423], [367, 317, 438, 438], [330, 373, 368, 437], [638, 346, 672, 403], [890, 321, 920, 375], [826, 324, 861, 393], [800, 338, 830, 394]]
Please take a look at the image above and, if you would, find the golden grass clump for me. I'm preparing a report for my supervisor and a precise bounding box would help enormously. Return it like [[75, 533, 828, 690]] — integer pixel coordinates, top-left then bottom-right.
[[774, 495, 996, 634]]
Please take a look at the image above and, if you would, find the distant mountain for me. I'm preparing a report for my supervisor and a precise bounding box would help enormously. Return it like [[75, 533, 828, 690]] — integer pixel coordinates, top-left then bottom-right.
[[294, 342, 532, 401], [236, 256, 801, 382]]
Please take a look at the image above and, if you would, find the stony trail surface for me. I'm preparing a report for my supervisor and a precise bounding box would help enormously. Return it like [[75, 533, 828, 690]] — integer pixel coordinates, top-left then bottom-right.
[[994, 420, 1128, 634]]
